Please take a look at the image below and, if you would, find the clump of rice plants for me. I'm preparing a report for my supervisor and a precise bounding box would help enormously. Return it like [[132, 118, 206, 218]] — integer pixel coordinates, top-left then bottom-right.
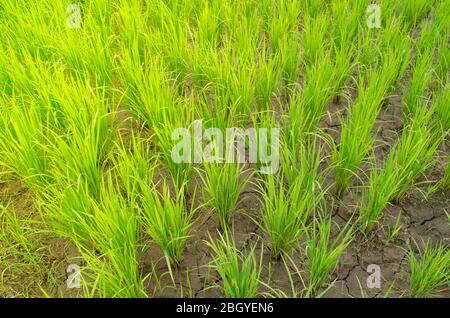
[[305, 216, 353, 297], [359, 102, 442, 231], [111, 130, 157, 201], [206, 232, 262, 298], [288, 53, 338, 137], [332, 66, 395, 195], [278, 33, 302, 89], [402, 48, 434, 120], [396, 0, 435, 29], [74, 176, 146, 297], [141, 179, 196, 267], [301, 13, 329, 66], [281, 136, 325, 189], [258, 134, 326, 259], [257, 160, 325, 260], [118, 53, 175, 127], [0, 98, 51, 191], [434, 83, 450, 133], [409, 242, 449, 298], [40, 174, 146, 297], [330, 0, 362, 51], [199, 162, 250, 230], [256, 174, 304, 259], [254, 49, 282, 111], [45, 79, 116, 199], [441, 161, 450, 190], [153, 96, 195, 191]]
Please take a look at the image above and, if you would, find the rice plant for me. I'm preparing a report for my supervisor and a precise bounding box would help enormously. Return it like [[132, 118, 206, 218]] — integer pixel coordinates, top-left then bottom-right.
[[278, 33, 302, 88], [301, 13, 329, 66], [332, 63, 399, 195], [402, 48, 434, 120], [409, 242, 449, 298], [254, 49, 282, 111], [153, 96, 195, 191], [0, 98, 51, 191], [45, 79, 116, 199], [281, 136, 325, 189], [359, 102, 442, 231], [256, 170, 321, 260], [206, 232, 262, 298], [305, 216, 353, 297], [289, 53, 340, 137], [397, 0, 435, 29], [199, 162, 250, 230], [75, 176, 146, 298], [441, 161, 450, 190], [39, 173, 146, 297], [434, 83, 450, 133], [141, 179, 196, 267], [111, 131, 157, 201]]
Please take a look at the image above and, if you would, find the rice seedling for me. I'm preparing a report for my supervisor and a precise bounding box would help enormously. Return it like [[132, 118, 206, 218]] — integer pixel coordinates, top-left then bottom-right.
[[266, 0, 300, 54], [206, 231, 262, 298], [118, 52, 175, 128], [45, 82, 115, 198], [383, 213, 403, 245], [111, 131, 157, 201], [193, 1, 222, 47], [301, 13, 329, 67], [390, 109, 442, 202], [332, 56, 403, 195], [434, 83, 450, 133], [199, 162, 250, 230], [278, 33, 302, 89], [441, 161, 450, 190], [141, 179, 196, 267], [148, 4, 191, 81], [256, 174, 304, 259], [402, 48, 434, 120], [289, 53, 337, 137], [256, 158, 325, 260], [153, 95, 195, 191], [254, 49, 282, 112], [358, 158, 399, 233], [305, 215, 353, 297], [0, 205, 43, 275], [281, 136, 325, 190], [396, 0, 435, 29], [374, 18, 411, 78], [38, 177, 94, 247], [38, 171, 146, 297], [359, 101, 442, 232], [73, 176, 146, 298], [0, 98, 51, 191], [330, 0, 365, 50], [199, 45, 255, 120], [409, 242, 449, 298]]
